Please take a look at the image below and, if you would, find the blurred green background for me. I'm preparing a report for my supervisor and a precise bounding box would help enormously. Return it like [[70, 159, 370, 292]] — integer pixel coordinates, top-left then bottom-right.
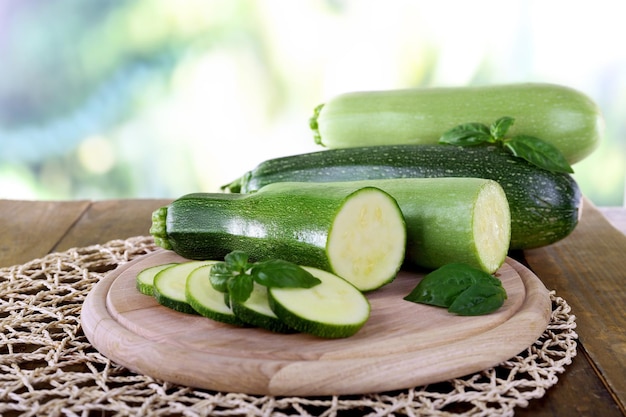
[[1, 0, 624, 205]]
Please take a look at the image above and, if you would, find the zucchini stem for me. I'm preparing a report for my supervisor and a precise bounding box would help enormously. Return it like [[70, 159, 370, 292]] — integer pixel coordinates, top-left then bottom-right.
[[150, 207, 172, 250], [309, 103, 324, 145]]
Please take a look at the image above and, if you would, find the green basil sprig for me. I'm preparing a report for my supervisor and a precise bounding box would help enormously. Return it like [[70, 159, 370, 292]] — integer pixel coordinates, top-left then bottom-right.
[[404, 263, 508, 316], [209, 250, 321, 303], [439, 116, 574, 174]]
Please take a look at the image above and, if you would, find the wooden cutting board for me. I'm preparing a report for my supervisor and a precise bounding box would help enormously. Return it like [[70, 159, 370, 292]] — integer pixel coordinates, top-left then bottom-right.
[[81, 250, 551, 396]]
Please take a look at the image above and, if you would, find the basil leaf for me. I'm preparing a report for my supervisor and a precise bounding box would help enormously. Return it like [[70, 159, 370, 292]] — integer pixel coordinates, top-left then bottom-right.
[[224, 250, 251, 272], [404, 263, 481, 307], [441, 117, 574, 174], [504, 135, 574, 173], [404, 263, 507, 316], [251, 259, 321, 288], [438, 122, 493, 146], [490, 116, 515, 140], [448, 283, 507, 316], [209, 262, 233, 293], [228, 273, 254, 303]]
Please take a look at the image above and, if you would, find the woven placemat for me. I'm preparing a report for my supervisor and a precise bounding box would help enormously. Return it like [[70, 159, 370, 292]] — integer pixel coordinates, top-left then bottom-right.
[[0, 236, 578, 417]]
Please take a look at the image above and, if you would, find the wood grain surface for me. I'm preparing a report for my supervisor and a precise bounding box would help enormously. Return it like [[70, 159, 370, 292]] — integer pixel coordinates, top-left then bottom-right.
[[81, 250, 551, 396], [523, 199, 626, 416]]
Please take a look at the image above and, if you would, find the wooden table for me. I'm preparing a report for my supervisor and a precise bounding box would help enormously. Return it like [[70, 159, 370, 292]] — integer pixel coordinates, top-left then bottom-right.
[[1, 197, 625, 416]]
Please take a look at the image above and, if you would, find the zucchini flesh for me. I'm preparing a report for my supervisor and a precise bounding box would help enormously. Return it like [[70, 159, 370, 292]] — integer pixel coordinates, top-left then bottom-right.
[[151, 184, 407, 292], [223, 144, 581, 250], [325, 186, 407, 289], [153, 261, 215, 314], [185, 264, 245, 326], [268, 266, 370, 339], [136, 263, 178, 296], [471, 184, 510, 272], [311, 83, 603, 164], [230, 283, 293, 333]]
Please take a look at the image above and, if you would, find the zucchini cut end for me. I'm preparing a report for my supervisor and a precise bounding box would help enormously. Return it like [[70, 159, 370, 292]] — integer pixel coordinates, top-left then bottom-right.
[[472, 181, 511, 273], [327, 187, 406, 291]]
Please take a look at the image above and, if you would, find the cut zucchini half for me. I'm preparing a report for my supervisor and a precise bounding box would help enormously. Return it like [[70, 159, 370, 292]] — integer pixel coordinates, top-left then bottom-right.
[[269, 266, 371, 339], [136, 263, 178, 295], [153, 260, 215, 314], [230, 283, 293, 333], [326, 187, 406, 291], [185, 264, 245, 326], [151, 184, 406, 291], [471, 180, 511, 273]]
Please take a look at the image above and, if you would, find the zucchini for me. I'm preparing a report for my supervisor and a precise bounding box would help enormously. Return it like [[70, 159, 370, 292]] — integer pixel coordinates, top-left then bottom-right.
[[268, 266, 370, 339], [153, 261, 215, 314], [229, 282, 293, 333], [185, 264, 246, 326], [310, 83, 603, 164], [274, 177, 509, 273], [151, 184, 407, 292], [136, 263, 178, 295], [223, 144, 581, 250]]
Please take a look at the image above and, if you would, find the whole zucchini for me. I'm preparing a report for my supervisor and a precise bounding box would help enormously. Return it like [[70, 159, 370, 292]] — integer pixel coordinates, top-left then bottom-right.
[[310, 83, 603, 164], [223, 144, 582, 250], [150, 184, 407, 291]]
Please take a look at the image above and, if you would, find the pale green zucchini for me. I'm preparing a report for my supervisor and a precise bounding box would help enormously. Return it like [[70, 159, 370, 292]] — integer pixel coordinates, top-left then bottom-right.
[[310, 83, 603, 164]]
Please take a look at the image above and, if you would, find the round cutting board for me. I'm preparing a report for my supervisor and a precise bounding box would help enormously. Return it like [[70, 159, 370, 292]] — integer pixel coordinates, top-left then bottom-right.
[[81, 250, 551, 396]]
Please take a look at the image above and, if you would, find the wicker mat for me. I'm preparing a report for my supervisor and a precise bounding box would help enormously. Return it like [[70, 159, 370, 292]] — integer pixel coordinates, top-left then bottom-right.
[[0, 236, 578, 417]]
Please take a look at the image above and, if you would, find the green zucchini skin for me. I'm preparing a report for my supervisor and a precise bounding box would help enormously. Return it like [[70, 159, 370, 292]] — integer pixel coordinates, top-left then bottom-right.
[[311, 83, 603, 164], [224, 144, 582, 250], [152, 189, 340, 269], [150, 184, 406, 288]]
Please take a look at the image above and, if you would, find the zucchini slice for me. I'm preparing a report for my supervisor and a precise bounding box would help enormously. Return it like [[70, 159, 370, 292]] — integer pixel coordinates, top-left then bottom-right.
[[153, 261, 214, 314], [230, 283, 293, 333], [136, 263, 178, 296], [268, 266, 370, 339], [185, 264, 245, 326]]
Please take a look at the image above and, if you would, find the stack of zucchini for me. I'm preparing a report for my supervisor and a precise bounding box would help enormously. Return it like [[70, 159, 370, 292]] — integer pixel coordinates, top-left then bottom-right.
[[147, 82, 603, 334]]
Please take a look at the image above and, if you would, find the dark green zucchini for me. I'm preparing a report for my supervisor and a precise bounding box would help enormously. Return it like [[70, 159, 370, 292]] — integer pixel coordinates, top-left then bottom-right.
[[222, 144, 582, 250], [150, 183, 407, 291]]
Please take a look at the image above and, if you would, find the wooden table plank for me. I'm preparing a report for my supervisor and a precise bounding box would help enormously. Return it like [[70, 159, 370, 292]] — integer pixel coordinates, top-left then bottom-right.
[[524, 198, 626, 416], [53, 199, 171, 252], [0, 199, 90, 268]]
